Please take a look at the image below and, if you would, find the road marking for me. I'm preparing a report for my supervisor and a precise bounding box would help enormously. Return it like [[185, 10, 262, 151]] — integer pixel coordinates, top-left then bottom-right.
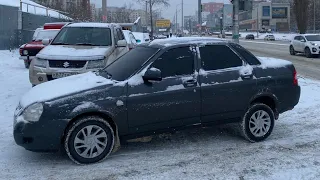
[[240, 40, 289, 46]]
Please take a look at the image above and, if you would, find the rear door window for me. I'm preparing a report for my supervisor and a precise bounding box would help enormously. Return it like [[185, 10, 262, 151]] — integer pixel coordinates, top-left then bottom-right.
[[230, 43, 261, 65], [200, 45, 243, 71]]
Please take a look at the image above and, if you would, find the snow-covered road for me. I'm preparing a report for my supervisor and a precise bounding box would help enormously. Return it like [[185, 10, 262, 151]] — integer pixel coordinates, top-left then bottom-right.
[[1, 50, 320, 180]]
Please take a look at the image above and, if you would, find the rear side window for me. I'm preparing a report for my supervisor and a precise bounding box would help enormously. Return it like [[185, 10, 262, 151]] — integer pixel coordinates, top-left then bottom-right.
[[151, 47, 194, 78], [200, 45, 243, 71], [230, 43, 261, 65]]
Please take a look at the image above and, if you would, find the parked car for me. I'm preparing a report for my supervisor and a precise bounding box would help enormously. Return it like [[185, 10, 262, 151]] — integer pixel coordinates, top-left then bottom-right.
[[290, 34, 320, 58], [123, 30, 138, 50], [245, 34, 255, 40], [19, 23, 67, 68], [14, 37, 300, 164], [132, 32, 150, 44], [29, 23, 129, 86], [264, 35, 275, 41]]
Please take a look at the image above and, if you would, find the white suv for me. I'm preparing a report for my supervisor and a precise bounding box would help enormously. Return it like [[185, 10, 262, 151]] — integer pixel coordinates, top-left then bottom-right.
[[290, 34, 320, 58], [29, 23, 129, 86]]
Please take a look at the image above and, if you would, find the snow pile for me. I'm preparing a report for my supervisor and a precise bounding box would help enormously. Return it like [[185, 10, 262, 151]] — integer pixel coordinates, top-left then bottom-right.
[[37, 46, 109, 60], [20, 72, 114, 108], [0, 0, 71, 19], [150, 37, 227, 47], [257, 57, 292, 69]]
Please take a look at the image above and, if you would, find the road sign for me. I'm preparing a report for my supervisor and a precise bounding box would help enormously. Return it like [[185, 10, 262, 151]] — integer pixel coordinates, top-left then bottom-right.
[[156, 19, 171, 28]]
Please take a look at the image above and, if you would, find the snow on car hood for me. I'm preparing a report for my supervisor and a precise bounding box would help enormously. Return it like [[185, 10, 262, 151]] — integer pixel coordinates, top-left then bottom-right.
[[20, 72, 114, 108], [37, 45, 111, 61]]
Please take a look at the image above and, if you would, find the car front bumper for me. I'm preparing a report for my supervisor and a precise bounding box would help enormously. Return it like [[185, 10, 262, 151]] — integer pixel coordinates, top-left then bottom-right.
[[13, 115, 68, 152]]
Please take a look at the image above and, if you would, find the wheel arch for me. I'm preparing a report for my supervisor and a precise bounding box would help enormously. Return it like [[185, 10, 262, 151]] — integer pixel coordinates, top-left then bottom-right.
[[62, 111, 119, 146], [249, 94, 279, 119]]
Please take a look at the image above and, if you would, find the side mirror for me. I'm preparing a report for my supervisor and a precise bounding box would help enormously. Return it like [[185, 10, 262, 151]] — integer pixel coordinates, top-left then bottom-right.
[[117, 40, 127, 47], [301, 39, 306, 42], [143, 68, 162, 81], [42, 39, 50, 45], [136, 39, 141, 43]]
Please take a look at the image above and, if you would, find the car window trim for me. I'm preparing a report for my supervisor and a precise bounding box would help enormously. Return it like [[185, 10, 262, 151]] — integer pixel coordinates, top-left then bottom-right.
[[198, 44, 246, 72]]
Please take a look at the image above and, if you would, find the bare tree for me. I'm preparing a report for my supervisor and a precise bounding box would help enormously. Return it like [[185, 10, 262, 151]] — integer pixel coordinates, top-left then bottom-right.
[[135, 0, 170, 38], [293, 0, 310, 34]]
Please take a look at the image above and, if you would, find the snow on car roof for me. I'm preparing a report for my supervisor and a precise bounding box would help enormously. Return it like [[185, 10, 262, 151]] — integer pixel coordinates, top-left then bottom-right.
[[149, 37, 228, 47], [67, 23, 120, 28]]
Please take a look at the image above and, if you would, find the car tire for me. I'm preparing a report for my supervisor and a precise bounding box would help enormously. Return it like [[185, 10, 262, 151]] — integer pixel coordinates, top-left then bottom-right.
[[24, 61, 30, 69], [240, 103, 275, 142], [290, 46, 296, 55], [64, 116, 115, 164], [305, 47, 312, 58]]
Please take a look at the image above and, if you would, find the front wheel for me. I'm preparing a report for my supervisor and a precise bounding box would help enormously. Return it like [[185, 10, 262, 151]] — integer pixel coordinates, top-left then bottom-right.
[[24, 61, 30, 69], [64, 116, 115, 164], [240, 103, 275, 142]]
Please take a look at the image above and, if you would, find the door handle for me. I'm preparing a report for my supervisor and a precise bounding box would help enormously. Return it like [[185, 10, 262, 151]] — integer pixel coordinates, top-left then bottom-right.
[[241, 74, 253, 80], [183, 79, 197, 87]]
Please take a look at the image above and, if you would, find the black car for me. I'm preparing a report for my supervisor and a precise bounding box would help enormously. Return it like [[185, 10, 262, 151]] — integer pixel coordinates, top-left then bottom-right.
[[245, 34, 255, 40], [14, 37, 300, 164]]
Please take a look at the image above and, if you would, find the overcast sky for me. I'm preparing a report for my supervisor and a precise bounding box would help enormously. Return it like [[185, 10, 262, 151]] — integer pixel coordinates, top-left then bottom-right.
[[91, 0, 230, 22]]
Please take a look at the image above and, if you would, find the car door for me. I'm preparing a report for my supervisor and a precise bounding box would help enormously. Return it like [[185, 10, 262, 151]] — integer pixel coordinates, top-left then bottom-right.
[[127, 46, 201, 133], [292, 36, 300, 51], [199, 44, 257, 123], [299, 36, 307, 51], [115, 28, 128, 57]]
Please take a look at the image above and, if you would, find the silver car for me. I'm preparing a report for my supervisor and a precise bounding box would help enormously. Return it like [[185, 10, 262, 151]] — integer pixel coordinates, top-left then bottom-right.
[[29, 23, 129, 86]]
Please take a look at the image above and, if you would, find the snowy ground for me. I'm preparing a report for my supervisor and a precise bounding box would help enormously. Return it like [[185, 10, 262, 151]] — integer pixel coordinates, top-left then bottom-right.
[[1, 50, 320, 179]]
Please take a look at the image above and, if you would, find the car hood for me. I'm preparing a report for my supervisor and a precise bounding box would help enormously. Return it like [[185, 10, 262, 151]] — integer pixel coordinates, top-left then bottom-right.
[[23, 41, 45, 49], [20, 72, 115, 108], [310, 41, 320, 44], [37, 45, 112, 61]]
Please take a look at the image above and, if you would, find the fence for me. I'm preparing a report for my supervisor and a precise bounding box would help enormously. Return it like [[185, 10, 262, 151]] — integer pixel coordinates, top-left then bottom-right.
[[0, 3, 70, 50]]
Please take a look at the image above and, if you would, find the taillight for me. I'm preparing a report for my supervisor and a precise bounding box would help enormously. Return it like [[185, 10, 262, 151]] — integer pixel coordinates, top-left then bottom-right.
[[293, 69, 298, 85], [19, 48, 23, 56]]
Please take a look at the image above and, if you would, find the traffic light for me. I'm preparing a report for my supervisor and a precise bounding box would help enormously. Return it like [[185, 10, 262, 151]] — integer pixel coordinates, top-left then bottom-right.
[[201, 4, 204, 12]]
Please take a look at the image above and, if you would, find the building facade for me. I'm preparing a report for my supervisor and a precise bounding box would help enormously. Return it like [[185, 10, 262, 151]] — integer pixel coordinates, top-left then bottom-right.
[[239, 2, 291, 32]]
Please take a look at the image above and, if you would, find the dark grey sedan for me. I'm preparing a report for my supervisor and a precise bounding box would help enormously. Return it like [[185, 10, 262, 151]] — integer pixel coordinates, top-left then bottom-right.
[[14, 37, 300, 164]]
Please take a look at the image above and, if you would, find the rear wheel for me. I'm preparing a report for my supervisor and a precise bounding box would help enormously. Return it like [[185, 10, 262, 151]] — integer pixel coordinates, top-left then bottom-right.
[[290, 46, 296, 55], [240, 103, 275, 142], [64, 116, 115, 164], [305, 47, 312, 58]]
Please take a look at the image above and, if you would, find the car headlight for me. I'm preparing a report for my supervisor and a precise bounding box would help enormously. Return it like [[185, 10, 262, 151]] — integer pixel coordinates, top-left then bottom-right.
[[22, 103, 43, 122], [311, 42, 318, 46], [87, 60, 105, 69], [34, 58, 47, 68], [23, 50, 28, 55]]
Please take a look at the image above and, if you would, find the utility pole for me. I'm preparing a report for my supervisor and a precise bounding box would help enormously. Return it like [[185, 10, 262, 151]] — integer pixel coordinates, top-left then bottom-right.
[[146, 1, 148, 27], [232, 0, 239, 43], [314, 0, 316, 33], [176, 8, 178, 34], [149, 0, 153, 39], [256, 4, 259, 38], [181, 0, 184, 32], [102, 0, 107, 22], [198, 0, 201, 34]]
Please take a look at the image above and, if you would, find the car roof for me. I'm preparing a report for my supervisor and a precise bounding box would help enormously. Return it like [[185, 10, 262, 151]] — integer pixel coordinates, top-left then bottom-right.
[[67, 22, 121, 28], [147, 37, 229, 48]]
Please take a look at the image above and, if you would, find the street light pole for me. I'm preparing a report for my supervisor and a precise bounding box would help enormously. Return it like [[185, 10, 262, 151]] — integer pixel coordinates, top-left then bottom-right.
[[232, 0, 239, 43], [182, 0, 184, 32], [257, 5, 259, 38], [314, 0, 316, 33], [220, 16, 223, 35]]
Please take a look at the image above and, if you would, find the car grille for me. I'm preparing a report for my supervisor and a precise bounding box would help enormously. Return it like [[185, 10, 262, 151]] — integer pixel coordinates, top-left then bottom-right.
[[48, 60, 87, 68]]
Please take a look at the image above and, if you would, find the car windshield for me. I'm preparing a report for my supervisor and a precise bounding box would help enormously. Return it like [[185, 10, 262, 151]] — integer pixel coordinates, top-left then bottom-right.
[[305, 35, 320, 41], [51, 27, 112, 46], [102, 46, 159, 81], [35, 30, 58, 41]]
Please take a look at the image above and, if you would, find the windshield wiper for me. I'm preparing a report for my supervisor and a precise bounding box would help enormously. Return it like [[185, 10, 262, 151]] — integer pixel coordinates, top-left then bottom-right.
[[52, 42, 70, 45], [76, 43, 95, 46]]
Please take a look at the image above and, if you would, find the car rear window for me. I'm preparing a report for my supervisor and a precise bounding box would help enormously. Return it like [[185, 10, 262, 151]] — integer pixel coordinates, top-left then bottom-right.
[[230, 43, 261, 65]]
